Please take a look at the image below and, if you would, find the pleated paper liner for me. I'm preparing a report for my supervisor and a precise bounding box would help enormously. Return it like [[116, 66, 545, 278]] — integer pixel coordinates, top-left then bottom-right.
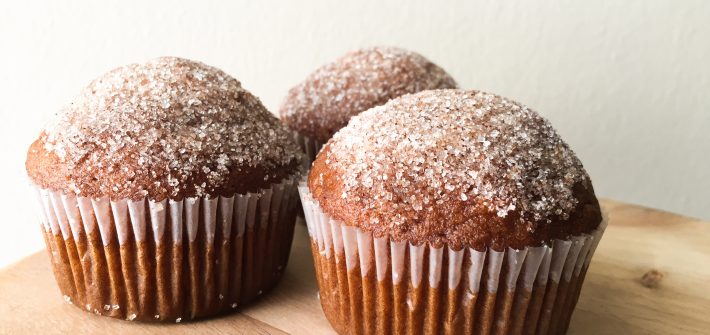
[[292, 130, 324, 169], [34, 176, 300, 322], [291, 129, 323, 220], [300, 186, 607, 335]]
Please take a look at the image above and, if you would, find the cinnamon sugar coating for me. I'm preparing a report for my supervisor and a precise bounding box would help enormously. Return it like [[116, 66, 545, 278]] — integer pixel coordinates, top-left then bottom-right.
[[279, 47, 457, 142], [309, 90, 601, 250], [26, 57, 302, 201]]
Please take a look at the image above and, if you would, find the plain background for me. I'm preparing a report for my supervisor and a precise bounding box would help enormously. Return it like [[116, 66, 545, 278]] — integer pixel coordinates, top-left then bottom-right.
[[0, 0, 708, 267]]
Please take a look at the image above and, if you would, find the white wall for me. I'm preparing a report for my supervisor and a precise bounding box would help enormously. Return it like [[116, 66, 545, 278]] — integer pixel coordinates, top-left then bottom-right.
[[0, 0, 708, 267]]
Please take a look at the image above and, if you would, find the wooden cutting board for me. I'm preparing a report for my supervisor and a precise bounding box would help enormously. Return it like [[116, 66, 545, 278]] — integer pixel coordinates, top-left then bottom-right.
[[1, 199, 708, 334]]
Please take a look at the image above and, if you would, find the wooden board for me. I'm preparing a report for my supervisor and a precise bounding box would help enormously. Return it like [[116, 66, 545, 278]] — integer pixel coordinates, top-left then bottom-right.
[[1, 199, 709, 334]]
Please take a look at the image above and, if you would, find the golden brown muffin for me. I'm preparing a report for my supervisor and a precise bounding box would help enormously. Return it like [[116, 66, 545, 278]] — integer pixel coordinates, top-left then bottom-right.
[[301, 89, 605, 335], [27, 57, 301, 200], [26, 57, 303, 322], [279, 47, 457, 163], [309, 89, 601, 250]]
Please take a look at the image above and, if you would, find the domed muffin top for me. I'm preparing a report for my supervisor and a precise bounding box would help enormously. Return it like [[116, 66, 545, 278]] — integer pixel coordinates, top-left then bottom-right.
[[27, 57, 302, 201], [279, 47, 457, 142], [308, 90, 601, 250]]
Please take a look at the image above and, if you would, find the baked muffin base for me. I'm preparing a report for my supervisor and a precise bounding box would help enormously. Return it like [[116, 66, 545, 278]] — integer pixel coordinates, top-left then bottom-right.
[[300, 186, 606, 335], [34, 176, 299, 322]]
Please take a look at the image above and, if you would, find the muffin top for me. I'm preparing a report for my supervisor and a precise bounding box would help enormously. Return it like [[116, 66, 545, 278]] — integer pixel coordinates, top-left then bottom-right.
[[27, 57, 302, 201], [279, 47, 457, 142], [309, 90, 601, 250]]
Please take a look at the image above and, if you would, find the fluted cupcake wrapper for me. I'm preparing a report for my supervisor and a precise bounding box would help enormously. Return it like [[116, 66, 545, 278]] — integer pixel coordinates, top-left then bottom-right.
[[33, 176, 300, 322], [291, 130, 324, 169], [299, 186, 607, 335]]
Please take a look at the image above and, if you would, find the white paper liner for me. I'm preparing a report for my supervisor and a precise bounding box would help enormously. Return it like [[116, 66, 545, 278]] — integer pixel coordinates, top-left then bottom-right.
[[299, 185, 607, 334], [33, 176, 300, 322]]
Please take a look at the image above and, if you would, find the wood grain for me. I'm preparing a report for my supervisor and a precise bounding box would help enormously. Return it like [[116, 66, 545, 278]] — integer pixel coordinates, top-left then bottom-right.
[[0, 199, 708, 334]]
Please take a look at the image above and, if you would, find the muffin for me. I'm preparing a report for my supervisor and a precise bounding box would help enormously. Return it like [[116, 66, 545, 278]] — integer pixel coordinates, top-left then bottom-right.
[[279, 46, 457, 166], [299, 90, 606, 335], [26, 57, 303, 322]]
